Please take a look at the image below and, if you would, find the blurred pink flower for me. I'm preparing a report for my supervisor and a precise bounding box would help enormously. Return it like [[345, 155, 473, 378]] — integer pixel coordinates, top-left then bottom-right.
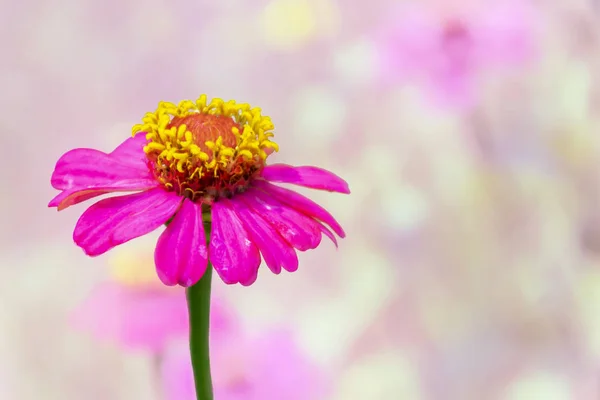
[[161, 331, 329, 400], [71, 282, 235, 352], [71, 280, 328, 398], [376, 2, 537, 109]]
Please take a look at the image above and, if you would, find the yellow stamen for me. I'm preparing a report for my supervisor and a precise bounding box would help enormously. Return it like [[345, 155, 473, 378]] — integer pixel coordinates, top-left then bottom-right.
[[132, 95, 279, 202]]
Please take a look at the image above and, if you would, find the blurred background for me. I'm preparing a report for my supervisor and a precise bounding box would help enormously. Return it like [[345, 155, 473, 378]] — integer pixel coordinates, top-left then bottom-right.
[[2, 0, 600, 398]]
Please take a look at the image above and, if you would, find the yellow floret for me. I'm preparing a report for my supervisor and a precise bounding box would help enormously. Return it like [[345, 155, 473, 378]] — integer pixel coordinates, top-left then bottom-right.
[[132, 95, 279, 184]]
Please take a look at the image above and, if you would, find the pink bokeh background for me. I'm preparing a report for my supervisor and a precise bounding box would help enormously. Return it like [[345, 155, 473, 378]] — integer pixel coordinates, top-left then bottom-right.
[[3, 0, 600, 398]]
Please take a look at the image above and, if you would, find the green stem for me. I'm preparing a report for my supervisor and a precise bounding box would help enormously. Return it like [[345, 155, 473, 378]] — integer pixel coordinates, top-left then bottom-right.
[[186, 260, 214, 400]]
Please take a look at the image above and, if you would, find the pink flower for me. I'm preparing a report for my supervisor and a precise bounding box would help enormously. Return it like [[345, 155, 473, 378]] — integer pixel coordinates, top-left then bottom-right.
[[161, 331, 329, 400], [72, 277, 329, 399], [70, 282, 236, 352], [376, 2, 537, 109], [49, 95, 349, 287]]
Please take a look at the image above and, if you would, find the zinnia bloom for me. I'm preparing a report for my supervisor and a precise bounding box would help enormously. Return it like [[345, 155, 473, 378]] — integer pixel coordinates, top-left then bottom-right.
[[376, 2, 536, 109], [50, 95, 349, 286]]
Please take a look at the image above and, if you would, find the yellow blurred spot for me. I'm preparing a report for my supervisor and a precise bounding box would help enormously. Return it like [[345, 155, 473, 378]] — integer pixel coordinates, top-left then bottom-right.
[[109, 251, 156, 286], [552, 127, 597, 167], [262, 0, 339, 49]]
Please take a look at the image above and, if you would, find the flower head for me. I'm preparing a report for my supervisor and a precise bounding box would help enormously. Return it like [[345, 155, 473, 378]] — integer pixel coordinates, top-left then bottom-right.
[[376, 2, 536, 109], [50, 95, 349, 287]]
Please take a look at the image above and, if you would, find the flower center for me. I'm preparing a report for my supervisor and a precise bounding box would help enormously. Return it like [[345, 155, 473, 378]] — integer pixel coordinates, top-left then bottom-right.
[[441, 19, 472, 62], [132, 95, 279, 204], [168, 113, 239, 153]]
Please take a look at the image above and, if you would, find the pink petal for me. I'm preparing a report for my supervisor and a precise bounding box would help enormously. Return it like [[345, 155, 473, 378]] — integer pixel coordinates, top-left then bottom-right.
[[241, 189, 322, 252], [49, 135, 157, 211], [253, 180, 346, 238], [230, 197, 299, 274], [318, 223, 338, 248], [473, 3, 536, 65], [49, 189, 115, 209], [155, 199, 208, 287], [261, 164, 350, 194], [111, 133, 152, 168], [74, 188, 181, 256], [209, 200, 261, 286]]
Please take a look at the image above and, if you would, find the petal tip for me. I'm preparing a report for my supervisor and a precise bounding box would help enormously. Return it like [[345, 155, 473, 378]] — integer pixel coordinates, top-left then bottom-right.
[[220, 277, 240, 285], [178, 277, 199, 287], [336, 181, 351, 194], [239, 275, 258, 286], [81, 247, 101, 257], [155, 264, 178, 286], [159, 277, 178, 287]]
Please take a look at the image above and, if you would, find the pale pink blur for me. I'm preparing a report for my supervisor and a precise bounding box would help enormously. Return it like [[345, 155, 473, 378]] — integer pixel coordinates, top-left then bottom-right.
[[162, 331, 329, 400], [376, 1, 537, 109], [72, 279, 328, 399], [70, 282, 235, 352]]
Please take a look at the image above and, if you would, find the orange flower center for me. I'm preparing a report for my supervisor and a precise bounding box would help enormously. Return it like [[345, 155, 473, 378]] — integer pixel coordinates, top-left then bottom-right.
[[132, 95, 279, 204], [168, 113, 239, 154]]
